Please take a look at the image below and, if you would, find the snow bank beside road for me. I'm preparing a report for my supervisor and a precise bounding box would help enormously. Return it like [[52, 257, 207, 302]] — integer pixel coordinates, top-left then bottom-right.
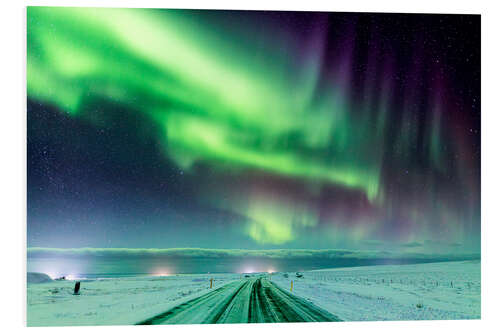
[[27, 273, 239, 326], [272, 260, 480, 321]]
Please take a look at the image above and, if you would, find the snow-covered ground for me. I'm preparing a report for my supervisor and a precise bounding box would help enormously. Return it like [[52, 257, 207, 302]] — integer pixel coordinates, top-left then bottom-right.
[[27, 260, 480, 326], [273, 260, 480, 321], [27, 273, 240, 326]]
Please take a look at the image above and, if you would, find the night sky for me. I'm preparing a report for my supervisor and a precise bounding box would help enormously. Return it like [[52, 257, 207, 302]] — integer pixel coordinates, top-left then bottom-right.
[[27, 7, 480, 256]]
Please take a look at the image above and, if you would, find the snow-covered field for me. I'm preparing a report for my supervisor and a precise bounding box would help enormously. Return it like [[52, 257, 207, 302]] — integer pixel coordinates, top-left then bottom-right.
[[27, 260, 480, 326], [27, 273, 240, 326], [273, 260, 480, 321]]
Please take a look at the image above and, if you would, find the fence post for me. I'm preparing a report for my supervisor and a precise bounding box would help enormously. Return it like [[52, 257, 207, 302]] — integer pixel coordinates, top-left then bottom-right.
[[73, 281, 80, 295], [290, 280, 293, 292], [210, 278, 213, 289]]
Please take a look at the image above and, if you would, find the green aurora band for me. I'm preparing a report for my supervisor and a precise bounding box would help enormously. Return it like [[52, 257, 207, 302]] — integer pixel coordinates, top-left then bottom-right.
[[28, 7, 381, 198], [27, 7, 479, 250]]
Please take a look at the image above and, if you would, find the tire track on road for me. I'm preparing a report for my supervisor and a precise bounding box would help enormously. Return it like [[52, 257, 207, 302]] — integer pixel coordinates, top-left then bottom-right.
[[137, 277, 342, 324]]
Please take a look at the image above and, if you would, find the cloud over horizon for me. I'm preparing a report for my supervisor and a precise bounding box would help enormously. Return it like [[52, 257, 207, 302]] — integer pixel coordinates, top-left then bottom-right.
[[28, 247, 479, 261]]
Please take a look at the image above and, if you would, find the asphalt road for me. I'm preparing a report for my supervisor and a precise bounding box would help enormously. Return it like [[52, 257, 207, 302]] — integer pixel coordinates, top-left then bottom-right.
[[137, 277, 342, 324]]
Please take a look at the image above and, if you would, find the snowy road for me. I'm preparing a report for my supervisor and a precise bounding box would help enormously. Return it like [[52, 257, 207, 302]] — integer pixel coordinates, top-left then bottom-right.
[[137, 277, 342, 324]]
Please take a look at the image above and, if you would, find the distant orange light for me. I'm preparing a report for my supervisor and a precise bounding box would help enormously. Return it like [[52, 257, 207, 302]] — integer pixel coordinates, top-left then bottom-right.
[[152, 269, 170, 276]]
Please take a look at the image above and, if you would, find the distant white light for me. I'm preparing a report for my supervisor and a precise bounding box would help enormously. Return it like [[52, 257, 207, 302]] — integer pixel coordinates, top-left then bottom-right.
[[242, 267, 254, 273], [45, 272, 59, 279]]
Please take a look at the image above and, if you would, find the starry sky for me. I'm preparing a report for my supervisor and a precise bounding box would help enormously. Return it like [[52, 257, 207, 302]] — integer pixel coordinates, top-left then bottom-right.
[[27, 7, 480, 256]]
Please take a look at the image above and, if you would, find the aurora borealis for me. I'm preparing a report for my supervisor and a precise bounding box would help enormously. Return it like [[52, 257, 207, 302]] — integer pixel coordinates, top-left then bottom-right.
[[27, 7, 480, 260]]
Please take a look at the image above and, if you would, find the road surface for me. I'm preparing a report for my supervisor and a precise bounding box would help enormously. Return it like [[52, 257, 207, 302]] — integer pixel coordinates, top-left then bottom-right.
[[137, 277, 342, 324]]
